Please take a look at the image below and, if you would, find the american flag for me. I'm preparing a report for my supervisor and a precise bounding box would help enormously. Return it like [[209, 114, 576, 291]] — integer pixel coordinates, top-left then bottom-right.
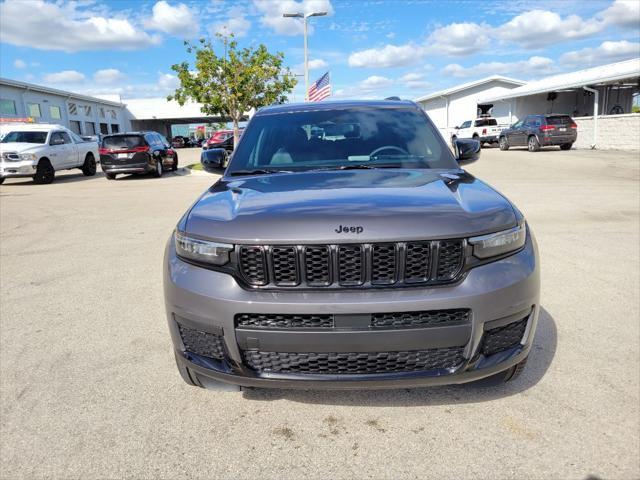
[[307, 71, 331, 102]]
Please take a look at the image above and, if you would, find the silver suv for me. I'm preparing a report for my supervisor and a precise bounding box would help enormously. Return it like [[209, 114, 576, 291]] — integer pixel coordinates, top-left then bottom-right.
[[164, 100, 540, 390]]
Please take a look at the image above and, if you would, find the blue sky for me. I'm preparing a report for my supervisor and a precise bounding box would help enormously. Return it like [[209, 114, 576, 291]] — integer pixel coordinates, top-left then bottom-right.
[[0, 0, 638, 102]]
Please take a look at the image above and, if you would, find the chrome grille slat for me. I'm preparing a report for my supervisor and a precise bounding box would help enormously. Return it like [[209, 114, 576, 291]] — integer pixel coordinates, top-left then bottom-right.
[[237, 240, 465, 288]]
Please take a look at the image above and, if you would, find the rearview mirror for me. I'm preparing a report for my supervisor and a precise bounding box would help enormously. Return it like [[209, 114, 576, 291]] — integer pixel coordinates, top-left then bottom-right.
[[200, 148, 227, 173], [454, 138, 481, 166]]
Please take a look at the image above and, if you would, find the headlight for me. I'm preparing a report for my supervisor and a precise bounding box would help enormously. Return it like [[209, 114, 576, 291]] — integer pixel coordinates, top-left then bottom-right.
[[469, 222, 526, 259], [19, 153, 37, 161], [175, 231, 233, 266]]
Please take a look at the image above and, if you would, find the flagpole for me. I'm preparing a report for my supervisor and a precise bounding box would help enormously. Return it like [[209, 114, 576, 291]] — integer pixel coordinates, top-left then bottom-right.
[[304, 17, 309, 102]]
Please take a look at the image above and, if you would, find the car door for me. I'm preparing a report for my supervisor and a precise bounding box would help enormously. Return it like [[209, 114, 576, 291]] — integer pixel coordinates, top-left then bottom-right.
[[48, 131, 72, 169], [60, 131, 79, 166], [457, 121, 472, 139], [509, 119, 527, 146]]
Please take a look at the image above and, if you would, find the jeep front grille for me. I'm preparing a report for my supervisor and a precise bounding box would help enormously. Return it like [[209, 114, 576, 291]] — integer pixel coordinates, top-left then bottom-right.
[[236, 240, 465, 289], [242, 347, 466, 375]]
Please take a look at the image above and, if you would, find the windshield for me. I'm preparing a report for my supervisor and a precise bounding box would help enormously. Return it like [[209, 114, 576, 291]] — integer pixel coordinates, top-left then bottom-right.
[[1, 131, 48, 144], [227, 106, 456, 174], [102, 135, 145, 149]]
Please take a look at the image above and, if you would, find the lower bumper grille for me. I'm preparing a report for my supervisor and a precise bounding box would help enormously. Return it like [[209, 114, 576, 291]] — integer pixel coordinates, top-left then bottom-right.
[[243, 347, 465, 375], [178, 324, 226, 360], [482, 318, 528, 356]]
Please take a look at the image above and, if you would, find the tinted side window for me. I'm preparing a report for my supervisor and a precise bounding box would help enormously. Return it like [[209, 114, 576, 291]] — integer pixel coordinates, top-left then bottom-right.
[[60, 132, 72, 144], [50, 132, 64, 144], [460, 121, 471, 128]]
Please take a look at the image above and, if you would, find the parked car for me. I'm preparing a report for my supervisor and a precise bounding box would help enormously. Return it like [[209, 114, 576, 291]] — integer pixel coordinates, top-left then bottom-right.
[[171, 136, 186, 148], [203, 129, 243, 151], [499, 114, 577, 152], [99, 132, 178, 180], [164, 99, 539, 391], [200, 147, 229, 170], [452, 116, 502, 146], [0, 123, 98, 184]]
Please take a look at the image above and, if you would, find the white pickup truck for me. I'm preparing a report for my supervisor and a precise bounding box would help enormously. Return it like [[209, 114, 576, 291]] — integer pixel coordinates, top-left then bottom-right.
[[451, 116, 503, 147], [0, 123, 99, 184]]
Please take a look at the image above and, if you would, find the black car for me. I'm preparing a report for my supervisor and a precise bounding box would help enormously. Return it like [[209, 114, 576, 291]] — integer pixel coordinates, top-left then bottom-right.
[[99, 132, 178, 180], [499, 114, 577, 152]]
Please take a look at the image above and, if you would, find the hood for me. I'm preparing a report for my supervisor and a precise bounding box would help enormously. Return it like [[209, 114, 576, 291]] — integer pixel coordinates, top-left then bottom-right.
[[0, 143, 43, 154], [185, 169, 516, 243]]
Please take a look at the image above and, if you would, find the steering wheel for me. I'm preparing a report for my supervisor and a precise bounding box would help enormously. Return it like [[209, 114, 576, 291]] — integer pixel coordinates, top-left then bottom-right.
[[369, 145, 409, 157]]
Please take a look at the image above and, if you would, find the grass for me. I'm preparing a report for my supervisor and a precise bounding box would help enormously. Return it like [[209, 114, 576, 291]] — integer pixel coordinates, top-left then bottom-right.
[[186, 163, 203, 170]]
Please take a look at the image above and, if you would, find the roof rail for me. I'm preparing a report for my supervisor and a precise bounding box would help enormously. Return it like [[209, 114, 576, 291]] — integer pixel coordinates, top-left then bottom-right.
[[384, 96, 401, 101]]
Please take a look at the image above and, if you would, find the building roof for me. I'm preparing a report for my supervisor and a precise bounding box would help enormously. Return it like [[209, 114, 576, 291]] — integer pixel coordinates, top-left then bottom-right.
[[414, 76, 526, 103], [0, 77, 124, 107], [480, 58, 640, 103]]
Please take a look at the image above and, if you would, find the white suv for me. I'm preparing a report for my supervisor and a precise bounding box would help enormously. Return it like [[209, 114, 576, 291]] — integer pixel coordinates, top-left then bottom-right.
[[452, 117, 502, 147], [0, 123, 99, 184]]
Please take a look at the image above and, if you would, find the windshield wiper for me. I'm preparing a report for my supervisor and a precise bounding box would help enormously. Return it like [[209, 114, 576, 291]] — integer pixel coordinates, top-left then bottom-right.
[[330, 164, 401, 170], [228, 169, 293, 176]]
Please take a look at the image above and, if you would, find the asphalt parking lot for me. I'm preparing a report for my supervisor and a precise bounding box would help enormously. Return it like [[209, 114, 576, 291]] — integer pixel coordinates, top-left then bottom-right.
[[1, 146, 638, 479]]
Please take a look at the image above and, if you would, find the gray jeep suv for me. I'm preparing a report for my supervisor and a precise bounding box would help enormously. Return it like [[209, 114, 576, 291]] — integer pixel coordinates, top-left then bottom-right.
[[164, 100, 540, 390]]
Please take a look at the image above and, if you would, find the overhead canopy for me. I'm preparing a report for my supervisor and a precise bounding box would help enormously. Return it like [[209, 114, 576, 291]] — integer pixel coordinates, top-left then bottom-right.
[[415, 75, 525, 103], [480, 58, 640, 103], [123, 98, 249, 123]]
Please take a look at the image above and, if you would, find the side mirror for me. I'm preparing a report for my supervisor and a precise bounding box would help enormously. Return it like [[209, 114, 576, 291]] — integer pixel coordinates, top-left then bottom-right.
[[50, 137, 64, 146], [200, 148, 227, 173], [453, 125, 460, 130], [454, 138, 481, 166]]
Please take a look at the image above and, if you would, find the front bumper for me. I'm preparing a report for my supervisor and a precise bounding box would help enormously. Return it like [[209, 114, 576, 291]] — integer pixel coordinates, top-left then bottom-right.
[[164, 233, 540, 389], [0, 160, 37, 178]]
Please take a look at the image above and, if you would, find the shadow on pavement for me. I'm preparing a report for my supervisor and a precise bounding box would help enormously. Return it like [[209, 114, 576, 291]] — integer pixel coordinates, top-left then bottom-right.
[[242, 307, 557, 406]]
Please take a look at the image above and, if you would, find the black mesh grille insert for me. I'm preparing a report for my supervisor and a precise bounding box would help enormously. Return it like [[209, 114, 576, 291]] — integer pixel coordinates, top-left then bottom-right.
[[371, 244, 397, 284], [436, 240, 464, 280], [304, 246, 331, 286], [482, 318, 528, 356], [371, 309, 470, 328], [178, 324, 225, 359], [405, 242, 431, 282], [239, 246, 267, 285], [236, 313, 334, 329], [271, 247, 299, 285], [236, 240, 465, 289], [243, 347, 465, 374], [338, 245, 364, 285]]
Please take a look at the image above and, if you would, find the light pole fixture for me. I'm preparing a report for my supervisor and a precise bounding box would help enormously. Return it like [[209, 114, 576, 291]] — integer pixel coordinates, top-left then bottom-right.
[[283, 11, 327, 101]]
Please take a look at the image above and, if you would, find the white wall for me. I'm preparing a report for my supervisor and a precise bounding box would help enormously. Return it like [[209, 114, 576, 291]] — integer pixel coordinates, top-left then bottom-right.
[[574, 113, 640, 150], [418, 80, 523, 140]]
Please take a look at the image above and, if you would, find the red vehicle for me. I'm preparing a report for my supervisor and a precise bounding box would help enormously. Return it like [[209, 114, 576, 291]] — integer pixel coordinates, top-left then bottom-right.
[[204, 129, 243, 150]]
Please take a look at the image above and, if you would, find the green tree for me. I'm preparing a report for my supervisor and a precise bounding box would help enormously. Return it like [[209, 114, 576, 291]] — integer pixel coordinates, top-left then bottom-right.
[[169, 35, 297, 147]]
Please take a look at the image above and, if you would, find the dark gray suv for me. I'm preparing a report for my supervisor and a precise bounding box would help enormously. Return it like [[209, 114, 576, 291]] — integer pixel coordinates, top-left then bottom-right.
[[499, 114, 578, 152], [164, 100, 540, 390]]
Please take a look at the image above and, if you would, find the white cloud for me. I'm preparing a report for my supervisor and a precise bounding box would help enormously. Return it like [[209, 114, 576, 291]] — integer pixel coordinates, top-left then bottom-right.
[[93, 69, 125, 85], [442, 56, 555, 78], [146, 1, 198, 37], [210, 6, 251, 38], [360, 75, 394, 89], [333, 75, 395, 99], [598, 0, 640, 28], [293, 58, 329, 73], [157, 73, 180, 91], [398, 72, 431, 90], [0, 0, 160, 52], [427, 22, 490, 56], [13, 59, 27, 69], [496, 10, 600, 48], [253, 0, 334, 36], [348, 44, 426, 68], [560, 40, 640, 67], [385, 32, 395, 39], [43, 70, 86, 84]]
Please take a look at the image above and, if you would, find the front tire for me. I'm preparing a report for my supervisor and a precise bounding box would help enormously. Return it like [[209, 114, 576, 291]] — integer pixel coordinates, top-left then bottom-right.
[[527, 135, 540, 152], [499, 136, 509, 151], [154, 158, 163, 178], [560, 143, 573, 150], [81, 154, 97, 176], [33, 159, 55, 184]]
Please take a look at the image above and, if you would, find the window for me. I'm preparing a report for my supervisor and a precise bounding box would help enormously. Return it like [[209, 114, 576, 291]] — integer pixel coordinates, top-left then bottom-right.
[[111, 124, 119, 133], [83, 105, 92, 116], [108, 109, 117, 120], [49, 105, 62, 119], [99, 108, 106, 118], [546, 115, 573, 126], [68, 103, 77, 116], [1, 131, 48, 144], [459, 121, 471, 129], [50, 132, 68, 145], [100, 123, 109, 134], [474, 118, 497, 127], [60, 132, 72, 144], [228, 106, 453, 174], [85, 122, 96, 135], [0, 98, 17, 115], [69, 131, 85, 143], [103, 135, 145, 149], [27, 103, 41, 118], [69, 120, 81, 134]]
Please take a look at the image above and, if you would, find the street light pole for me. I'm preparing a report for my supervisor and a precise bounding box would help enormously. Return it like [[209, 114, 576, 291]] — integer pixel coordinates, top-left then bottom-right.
[[283, 11, 327, 102]]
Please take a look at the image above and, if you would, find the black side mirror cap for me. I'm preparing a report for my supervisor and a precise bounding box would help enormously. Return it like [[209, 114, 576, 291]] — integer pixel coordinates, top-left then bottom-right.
[[454, 138, 481, 166], [200, 148, 227, 173]]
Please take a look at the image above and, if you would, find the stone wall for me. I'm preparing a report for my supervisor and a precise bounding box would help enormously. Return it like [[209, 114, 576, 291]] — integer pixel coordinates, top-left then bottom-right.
[[574, 113, 640, 150]]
